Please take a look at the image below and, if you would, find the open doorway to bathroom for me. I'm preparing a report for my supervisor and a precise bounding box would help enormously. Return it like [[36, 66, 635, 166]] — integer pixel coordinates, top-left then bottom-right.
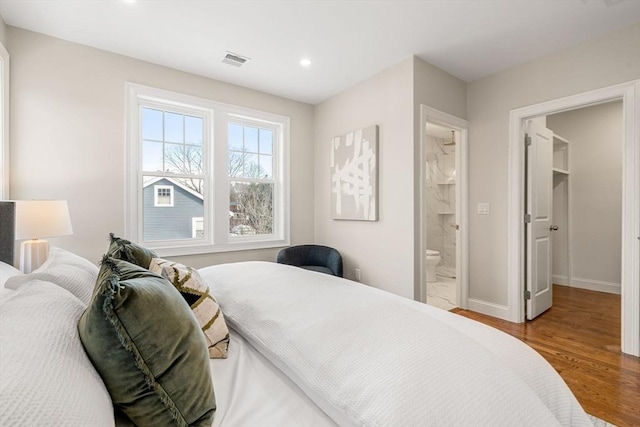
[[425, 123, 458, 310], [419, 105, 468, 311]]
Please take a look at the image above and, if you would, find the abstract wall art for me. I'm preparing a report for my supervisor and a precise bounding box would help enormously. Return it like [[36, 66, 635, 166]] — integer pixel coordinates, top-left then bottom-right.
[[330, 124, 378, 221]]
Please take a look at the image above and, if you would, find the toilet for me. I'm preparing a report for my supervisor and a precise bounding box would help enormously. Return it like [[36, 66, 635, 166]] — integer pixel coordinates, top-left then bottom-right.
[[425, 249, 441, 283]]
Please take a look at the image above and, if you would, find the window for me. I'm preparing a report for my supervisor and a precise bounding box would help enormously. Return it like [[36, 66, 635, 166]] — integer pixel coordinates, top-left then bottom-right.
[[154, 185, 174, 207], [126, 83, 289, 256], [192, 217, 204, 239], [228, 121, 275, 237]]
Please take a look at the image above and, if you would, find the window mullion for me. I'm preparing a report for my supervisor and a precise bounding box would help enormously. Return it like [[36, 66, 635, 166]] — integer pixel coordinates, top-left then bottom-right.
[[213, 113, 229, 244]]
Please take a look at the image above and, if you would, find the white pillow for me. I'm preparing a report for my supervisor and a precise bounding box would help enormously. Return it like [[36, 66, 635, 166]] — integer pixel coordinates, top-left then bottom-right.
[[0, 261, 22, 287], [0, 279, 114, 426], [4, 247, 98, 305]]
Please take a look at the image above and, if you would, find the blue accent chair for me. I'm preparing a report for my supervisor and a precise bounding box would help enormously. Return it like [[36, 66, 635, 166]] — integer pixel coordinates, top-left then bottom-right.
[[276, 245, 343, 277]]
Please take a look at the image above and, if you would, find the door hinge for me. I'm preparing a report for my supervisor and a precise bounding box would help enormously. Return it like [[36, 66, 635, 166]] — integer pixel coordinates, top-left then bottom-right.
[[525, 134, 532, 146], [524, 213, 532, 223], [524, 290, 531, 300]]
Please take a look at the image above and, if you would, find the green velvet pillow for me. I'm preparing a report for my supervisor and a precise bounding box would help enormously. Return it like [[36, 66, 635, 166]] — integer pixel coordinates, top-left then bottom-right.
[[107, 233, 157, 269], [78, 257, 216, 427]]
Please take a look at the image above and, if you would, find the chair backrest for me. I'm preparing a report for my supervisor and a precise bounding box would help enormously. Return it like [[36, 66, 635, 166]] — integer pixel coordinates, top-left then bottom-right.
[[0, 201, 15, 265], [276, 244, 343, 277]]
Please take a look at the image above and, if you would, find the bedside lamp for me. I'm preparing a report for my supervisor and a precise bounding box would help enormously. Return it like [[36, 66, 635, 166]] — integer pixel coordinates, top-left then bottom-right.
[[15, 200, 73, 273]]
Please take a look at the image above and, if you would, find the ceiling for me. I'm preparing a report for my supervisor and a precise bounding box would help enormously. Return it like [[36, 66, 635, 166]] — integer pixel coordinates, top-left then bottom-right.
[[0, 0, 638, 105]]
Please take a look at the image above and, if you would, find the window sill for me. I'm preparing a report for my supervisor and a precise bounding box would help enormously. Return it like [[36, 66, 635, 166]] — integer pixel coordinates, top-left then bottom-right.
[[149, 238, 290, 258]]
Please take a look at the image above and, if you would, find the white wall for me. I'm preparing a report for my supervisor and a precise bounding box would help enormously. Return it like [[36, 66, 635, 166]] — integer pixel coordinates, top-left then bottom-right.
[[547, 101, 623, 293], [314, 57, 414, 297], [7, 27, 315, 267], [466, 24, 639, 309], [412, 57, 467, 298], [314, 56, 466, 299]]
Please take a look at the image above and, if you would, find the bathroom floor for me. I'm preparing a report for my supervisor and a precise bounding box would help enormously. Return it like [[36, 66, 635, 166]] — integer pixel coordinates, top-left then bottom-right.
[[426, 275, 457, 310]]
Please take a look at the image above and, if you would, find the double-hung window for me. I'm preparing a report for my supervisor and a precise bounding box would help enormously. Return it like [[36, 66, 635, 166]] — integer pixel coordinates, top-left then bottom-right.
[[126, 83, 289, 256]]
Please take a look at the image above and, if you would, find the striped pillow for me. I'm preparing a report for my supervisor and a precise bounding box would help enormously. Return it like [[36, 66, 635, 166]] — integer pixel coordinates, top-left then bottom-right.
[[149, 258, 229, 359]]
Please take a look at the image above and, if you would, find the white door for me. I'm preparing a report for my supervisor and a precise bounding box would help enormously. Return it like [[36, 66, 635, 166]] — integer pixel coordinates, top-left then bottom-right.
[[526, 119, 553, 320]]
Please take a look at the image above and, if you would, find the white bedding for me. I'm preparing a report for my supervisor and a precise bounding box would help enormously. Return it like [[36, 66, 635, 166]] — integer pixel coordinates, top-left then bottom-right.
[[113, 326, 337, 427], [211, 328, 336, 427], [199, 261, 593, 427]]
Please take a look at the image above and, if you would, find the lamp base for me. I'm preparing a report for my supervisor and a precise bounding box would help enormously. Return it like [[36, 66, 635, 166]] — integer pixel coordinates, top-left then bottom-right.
[[20, 239, 50, 273]]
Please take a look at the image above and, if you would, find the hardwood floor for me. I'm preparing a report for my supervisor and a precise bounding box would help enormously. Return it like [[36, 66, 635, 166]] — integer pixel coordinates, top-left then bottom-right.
[[451, 285, 639, 427]]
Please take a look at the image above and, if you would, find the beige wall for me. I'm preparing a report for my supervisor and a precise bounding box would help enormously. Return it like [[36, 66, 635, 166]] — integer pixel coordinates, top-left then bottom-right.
[[314, 57, 414, 297], [412, 57, 467, 298], [466, 24, 639, 307], [0, 16, 6, 46], [7, 27, 315, 267], [314, 56, 466, 299], [547, 101, 623, 291]]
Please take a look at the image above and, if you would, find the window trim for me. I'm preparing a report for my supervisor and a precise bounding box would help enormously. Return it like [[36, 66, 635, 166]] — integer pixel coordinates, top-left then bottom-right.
[[153, 185, 174, 207], [125, 82, 290, 256]]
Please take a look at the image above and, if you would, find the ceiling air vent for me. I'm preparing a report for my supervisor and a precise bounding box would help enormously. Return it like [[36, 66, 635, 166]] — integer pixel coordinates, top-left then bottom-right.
[[222, 51, 250, 67]]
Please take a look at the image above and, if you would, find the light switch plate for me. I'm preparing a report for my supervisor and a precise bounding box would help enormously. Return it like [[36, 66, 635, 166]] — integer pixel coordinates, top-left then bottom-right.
[[477, 203, 490, 215]]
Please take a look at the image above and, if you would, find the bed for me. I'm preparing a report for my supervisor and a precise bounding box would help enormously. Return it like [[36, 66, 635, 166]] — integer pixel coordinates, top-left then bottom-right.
[[0, 242, 594, 426]]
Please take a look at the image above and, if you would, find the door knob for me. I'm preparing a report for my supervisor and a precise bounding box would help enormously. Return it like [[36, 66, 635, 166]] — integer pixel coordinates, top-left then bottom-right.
[[550, 225, 559, 231]]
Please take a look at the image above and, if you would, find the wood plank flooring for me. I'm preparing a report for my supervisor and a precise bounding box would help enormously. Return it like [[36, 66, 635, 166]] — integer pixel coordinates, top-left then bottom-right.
[[451, 285, 639, 427]]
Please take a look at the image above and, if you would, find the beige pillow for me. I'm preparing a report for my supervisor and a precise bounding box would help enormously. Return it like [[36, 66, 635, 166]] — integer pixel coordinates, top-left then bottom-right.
[[149, 258, 230, 359]]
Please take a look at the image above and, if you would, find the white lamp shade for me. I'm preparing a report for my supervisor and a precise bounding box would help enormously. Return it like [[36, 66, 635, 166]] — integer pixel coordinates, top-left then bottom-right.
[[15, 200, 74, 240]]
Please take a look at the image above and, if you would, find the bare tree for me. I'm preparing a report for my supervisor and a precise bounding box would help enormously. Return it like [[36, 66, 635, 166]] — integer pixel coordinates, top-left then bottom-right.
[[165, 144, 204, 194], [228, 148, 273, 235]]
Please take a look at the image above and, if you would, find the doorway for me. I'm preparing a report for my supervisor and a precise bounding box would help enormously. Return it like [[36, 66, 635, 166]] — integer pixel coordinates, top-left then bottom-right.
[[524, 101, 623, 322], [507, 80, 640, 356], [419, 105, 468, 309]]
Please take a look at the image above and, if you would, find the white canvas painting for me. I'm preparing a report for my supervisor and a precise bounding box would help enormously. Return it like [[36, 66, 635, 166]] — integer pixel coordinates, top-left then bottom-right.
[[331, 125, 378, 221]]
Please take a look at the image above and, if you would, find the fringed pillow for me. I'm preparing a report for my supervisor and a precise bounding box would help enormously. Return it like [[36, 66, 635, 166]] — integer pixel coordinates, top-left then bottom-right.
[[150, 258, 230, 359], [106, 233, 157, 268], [78, 257, 216, 427]]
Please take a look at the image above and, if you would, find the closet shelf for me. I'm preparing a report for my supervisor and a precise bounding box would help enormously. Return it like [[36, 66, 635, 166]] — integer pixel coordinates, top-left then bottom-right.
[[553, 167, 569, 175], [553, 134, 570, 144]]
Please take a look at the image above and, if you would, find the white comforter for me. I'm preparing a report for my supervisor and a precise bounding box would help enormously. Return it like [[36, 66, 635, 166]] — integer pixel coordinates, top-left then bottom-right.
[[200, 261, 592, 427]]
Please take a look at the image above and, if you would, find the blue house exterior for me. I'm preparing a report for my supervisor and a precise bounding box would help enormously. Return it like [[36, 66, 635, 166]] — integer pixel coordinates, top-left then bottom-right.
[[143, 177, 203, 241]]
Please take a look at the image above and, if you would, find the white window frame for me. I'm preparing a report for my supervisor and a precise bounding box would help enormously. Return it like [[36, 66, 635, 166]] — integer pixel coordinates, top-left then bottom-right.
[[125, 83, 290, 256], [227, 115, 280, 242], [153, 185, 174, 207]]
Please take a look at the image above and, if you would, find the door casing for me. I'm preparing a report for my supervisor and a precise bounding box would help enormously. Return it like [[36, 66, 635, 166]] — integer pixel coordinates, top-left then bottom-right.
[[507, 80, 640, 356]]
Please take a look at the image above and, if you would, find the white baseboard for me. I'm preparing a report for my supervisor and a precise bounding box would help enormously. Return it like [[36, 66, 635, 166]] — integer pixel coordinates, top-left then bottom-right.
[[553, 275, 621, 295], [466, 298, 512, 322], [552, 275, 571, 286]]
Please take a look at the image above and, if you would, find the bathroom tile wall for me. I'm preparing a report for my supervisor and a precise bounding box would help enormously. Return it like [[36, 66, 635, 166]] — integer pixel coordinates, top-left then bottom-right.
[[425, 135, 456, 270]]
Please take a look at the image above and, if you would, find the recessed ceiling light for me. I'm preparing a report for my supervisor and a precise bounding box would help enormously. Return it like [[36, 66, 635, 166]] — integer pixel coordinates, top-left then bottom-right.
[[300, 59, 311, 67]]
